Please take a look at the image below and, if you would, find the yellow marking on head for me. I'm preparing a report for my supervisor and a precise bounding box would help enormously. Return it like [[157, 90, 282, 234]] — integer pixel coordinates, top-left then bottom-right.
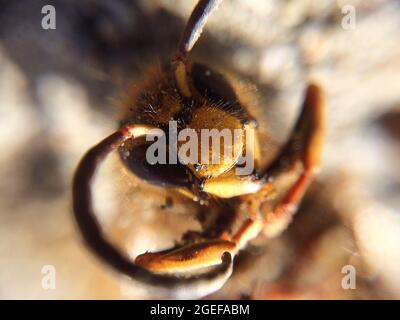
[[185, 106, 244, 179], [203, 170, 262, 198]]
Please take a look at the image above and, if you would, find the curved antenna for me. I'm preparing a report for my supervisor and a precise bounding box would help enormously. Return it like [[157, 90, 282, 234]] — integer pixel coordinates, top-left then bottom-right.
[[174, 0, 222, 98], [72, 124, 232, 299], [175, 0, 223, 61]]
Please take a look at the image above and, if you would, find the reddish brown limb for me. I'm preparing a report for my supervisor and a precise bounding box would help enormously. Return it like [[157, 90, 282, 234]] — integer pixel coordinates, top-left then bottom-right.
[[263, 170, 313, 237], [261, 83, 325, 180], [137, 218, 264, 274], [231, 218, 263, 250], [72, 124, 233, 298], [135, 240, 235, 273], [262, 83, 325, 237]]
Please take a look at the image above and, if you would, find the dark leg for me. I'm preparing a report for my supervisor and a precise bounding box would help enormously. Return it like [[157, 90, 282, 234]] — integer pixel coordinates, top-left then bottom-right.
[[261, 83, 325, 237], [72, 124, 233, 298]]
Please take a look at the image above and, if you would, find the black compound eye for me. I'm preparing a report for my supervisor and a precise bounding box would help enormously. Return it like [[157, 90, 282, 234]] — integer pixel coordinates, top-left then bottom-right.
[[120, 142, 193, 189], [190, 63, 249, 120], [191, 63, 237, 103]]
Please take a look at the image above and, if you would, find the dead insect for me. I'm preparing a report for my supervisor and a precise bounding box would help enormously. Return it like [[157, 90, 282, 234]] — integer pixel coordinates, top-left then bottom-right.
[[73, 0, 325, 298]]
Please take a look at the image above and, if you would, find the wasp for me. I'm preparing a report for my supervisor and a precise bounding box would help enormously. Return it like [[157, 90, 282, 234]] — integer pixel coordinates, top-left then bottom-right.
[[73, 0, 325, 298]]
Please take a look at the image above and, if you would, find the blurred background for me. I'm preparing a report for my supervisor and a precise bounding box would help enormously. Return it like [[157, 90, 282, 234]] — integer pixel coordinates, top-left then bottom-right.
[[0, 0, 400, 299]]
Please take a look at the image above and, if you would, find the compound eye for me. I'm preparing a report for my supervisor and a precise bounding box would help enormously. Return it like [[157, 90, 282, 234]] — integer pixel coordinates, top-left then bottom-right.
[[119, 139, 193, 189], [187, 63, 257, 179], [190, 63, 251, 119], [191, 63, 237, 104]]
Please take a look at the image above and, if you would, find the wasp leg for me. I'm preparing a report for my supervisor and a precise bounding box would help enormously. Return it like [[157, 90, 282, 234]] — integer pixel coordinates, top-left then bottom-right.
[[135, 240, 235, 273], [261, 83, 325, 237], [135, 219, 263, 274], [72, 124, 233, 299], [229, 218, 264, 250]]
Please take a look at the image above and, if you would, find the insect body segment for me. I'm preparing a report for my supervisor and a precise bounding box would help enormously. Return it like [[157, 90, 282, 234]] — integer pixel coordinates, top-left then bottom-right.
[[72, 0, 325, 298], [120, 58, 263, 200]]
